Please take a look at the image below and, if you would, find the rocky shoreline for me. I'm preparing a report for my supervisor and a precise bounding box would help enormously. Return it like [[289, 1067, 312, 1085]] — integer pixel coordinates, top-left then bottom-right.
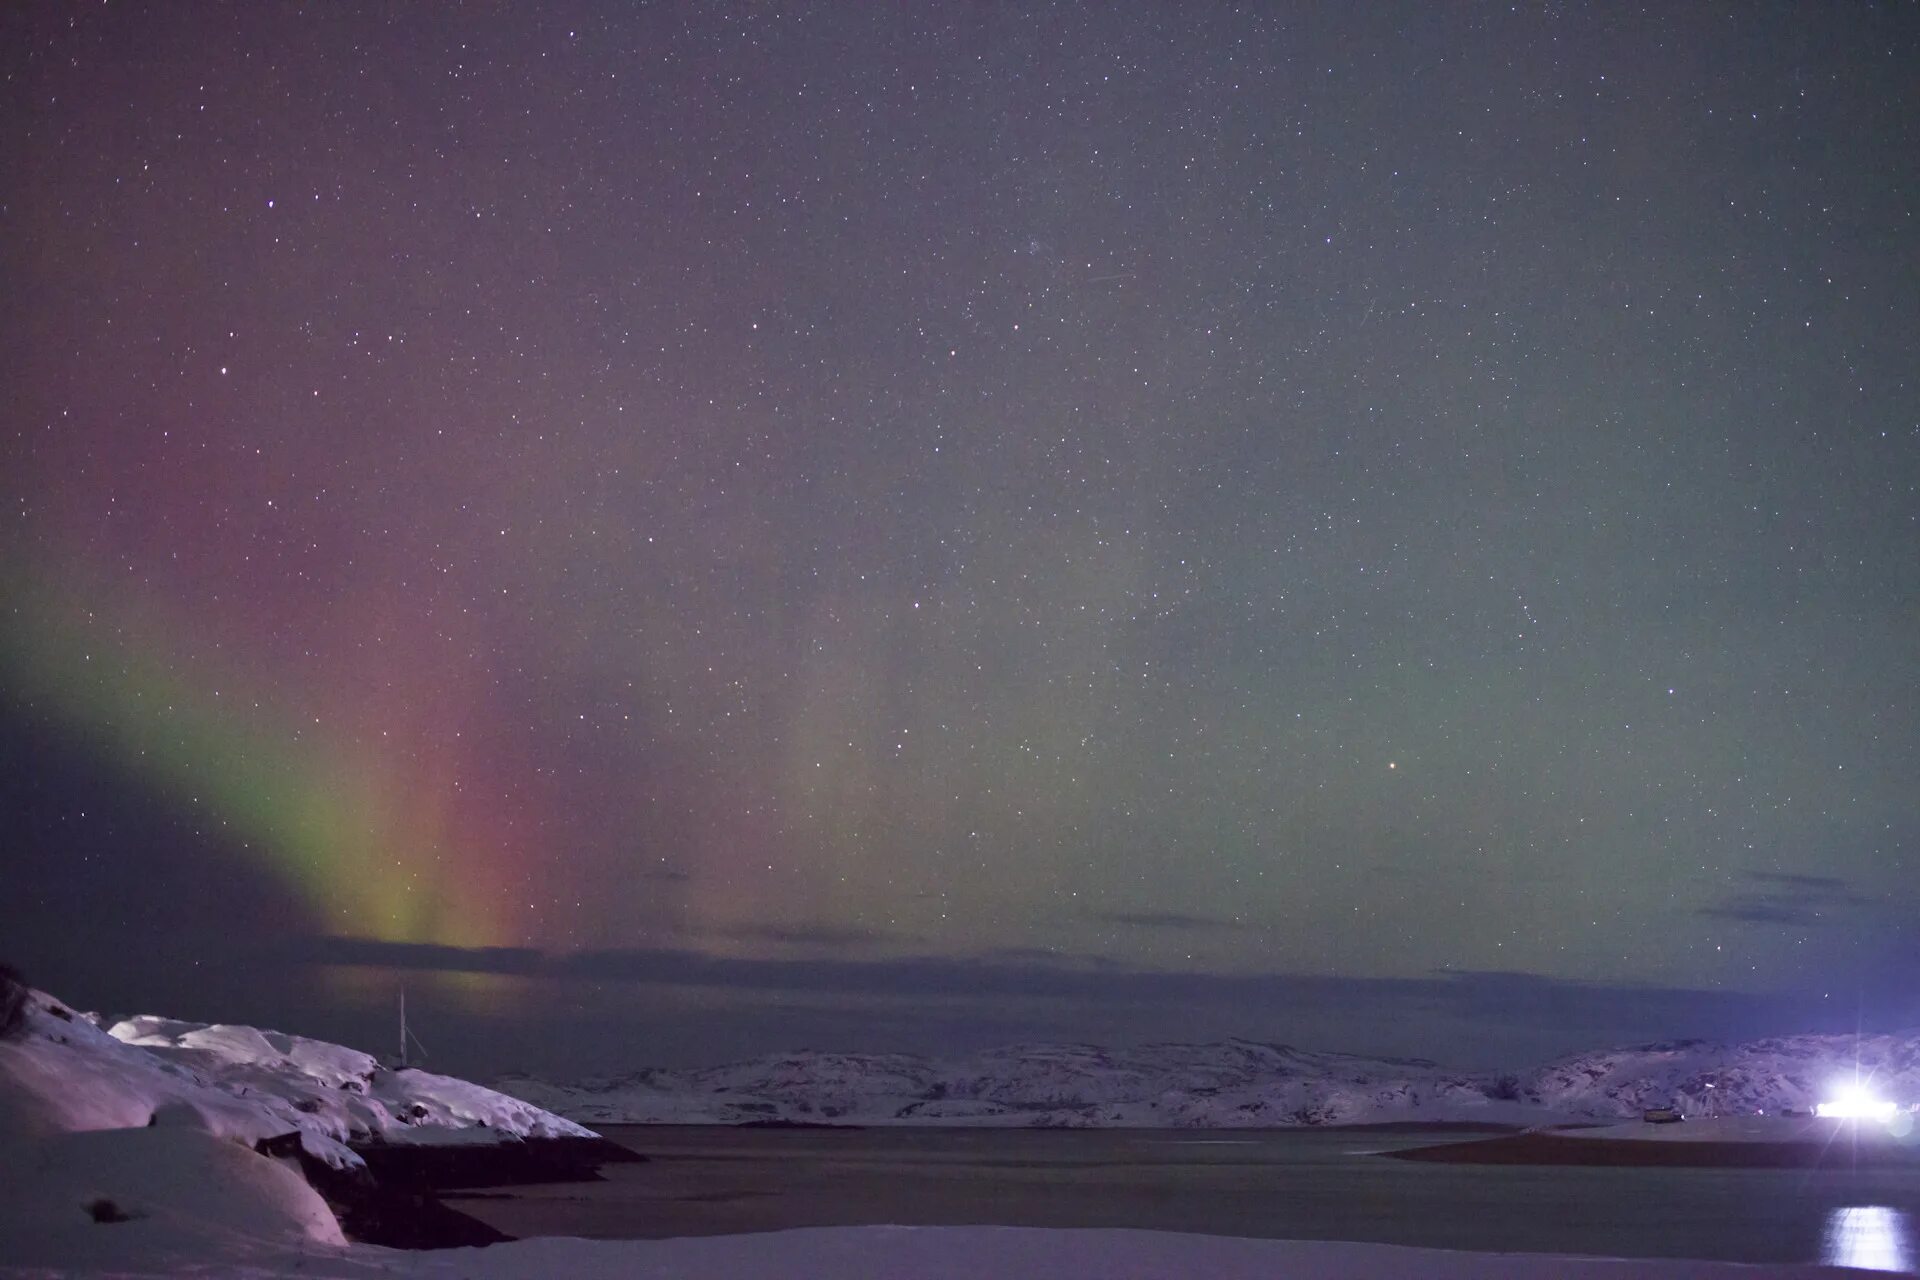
[[294, 1134, 641, 1249]]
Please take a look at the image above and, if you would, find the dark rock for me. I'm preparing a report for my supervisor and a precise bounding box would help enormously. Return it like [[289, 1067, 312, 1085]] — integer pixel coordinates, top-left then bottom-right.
[[86, 1198, 138, 1224], [349, 1135, 642, 1191], [293, 1148, 513, 1250], [0, 965, 27, 1042], [253, 1131, 306, 1160]]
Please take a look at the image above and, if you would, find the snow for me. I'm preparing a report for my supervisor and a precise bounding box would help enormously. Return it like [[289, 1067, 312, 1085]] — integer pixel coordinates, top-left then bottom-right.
[[0, 1125, 345, 1273], [498, 1030, 1920, 1132], [0, 1223, 1885, 1279], [391, 1229, 1885, 1280], [0, 990, 593, 1173], [0, 996, 347, 1164], [497, 1038, 1563, 1128], [1525, 1033, 1920, 1120], [108, 1010, 595, 1150]]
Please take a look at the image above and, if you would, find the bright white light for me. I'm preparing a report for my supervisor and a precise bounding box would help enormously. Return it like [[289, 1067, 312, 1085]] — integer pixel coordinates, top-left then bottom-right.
[[1816, 1083, 1898, 1122], [1822, 1206, 1913, 1273]]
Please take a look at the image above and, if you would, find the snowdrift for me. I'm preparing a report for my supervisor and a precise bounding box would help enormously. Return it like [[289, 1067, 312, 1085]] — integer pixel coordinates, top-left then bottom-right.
[[0, 1125, 346, 1272]]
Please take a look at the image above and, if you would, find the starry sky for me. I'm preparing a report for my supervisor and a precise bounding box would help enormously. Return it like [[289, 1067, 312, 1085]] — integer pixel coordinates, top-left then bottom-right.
[[3, 3, 1916, 1076]]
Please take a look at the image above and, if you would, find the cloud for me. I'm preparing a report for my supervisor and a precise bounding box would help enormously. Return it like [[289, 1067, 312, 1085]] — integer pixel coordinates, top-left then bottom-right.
[[1697, 870, 1869, 927], [1092, 910, 1251, 933], [1745, 872, 1852, 890], [248, 932, 1920, 1071], [271, 934, 1784, 1030], [706, 921, 897, 949], [976, 946, 1123, 969], [269, 936, 544, 974]]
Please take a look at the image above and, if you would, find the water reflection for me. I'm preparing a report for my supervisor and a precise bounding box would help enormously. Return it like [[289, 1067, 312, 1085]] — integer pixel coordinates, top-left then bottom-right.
[[1823, 1206, 1914, 1273]]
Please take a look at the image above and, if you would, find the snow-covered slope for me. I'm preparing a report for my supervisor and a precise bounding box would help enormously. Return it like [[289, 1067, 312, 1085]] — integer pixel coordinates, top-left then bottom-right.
[[501, 1030, 1920, 1130], [0, 1125, 347, 1272], [498, 1038, 1550, 1128], [1521, 1031, 1920, 1119], [0, 990, 593, 1170]]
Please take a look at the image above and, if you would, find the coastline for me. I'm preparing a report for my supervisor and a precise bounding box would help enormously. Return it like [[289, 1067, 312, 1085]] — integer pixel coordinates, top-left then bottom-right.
[[1389, 1128, 1920, 1168]]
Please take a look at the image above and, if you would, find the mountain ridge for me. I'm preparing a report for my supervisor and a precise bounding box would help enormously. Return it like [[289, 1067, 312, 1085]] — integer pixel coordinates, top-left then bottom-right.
[[496, 1029, 1920, 1129]]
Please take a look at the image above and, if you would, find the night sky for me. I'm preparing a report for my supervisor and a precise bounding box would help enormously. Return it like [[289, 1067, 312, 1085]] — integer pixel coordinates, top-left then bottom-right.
[[4, 3, 1916, 1076]]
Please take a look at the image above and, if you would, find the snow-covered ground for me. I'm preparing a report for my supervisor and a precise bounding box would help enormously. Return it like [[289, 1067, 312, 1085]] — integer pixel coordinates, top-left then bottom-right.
[[0, 1124, 347, 1273], [496, 1029, 1920, 1130], [0, 1206, 1891, 1279], [0, 990, 592, 1171]]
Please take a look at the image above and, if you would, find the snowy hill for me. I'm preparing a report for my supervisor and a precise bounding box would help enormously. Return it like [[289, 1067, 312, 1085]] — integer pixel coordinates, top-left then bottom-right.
[[0, 988, 593, 1171], [1521, 1031, 1920, 1119], [499, 1030, 1920, 1130], [497, 1038, 1547, 1128]]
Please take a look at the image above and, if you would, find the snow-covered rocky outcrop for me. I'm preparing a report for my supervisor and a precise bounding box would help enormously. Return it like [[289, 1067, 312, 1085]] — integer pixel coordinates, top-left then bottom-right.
[[498, 1038, 1551, 1128], [500, 1030, 1920, 1130], [1520, 1031, 1920, 1119], [0, 989, 594, 1171]]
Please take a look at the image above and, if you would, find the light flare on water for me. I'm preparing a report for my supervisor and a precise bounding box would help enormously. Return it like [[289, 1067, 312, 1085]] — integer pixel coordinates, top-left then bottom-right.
[[1822, 1205, 1914, 1273]]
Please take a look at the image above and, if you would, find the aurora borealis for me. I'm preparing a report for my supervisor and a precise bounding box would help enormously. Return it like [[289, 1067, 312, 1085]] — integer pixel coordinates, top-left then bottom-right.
[[4, 4, 1916, 1074]]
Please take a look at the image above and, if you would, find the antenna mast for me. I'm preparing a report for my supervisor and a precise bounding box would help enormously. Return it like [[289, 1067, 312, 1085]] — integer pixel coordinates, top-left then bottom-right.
[[392, 987, 428, 1069]]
